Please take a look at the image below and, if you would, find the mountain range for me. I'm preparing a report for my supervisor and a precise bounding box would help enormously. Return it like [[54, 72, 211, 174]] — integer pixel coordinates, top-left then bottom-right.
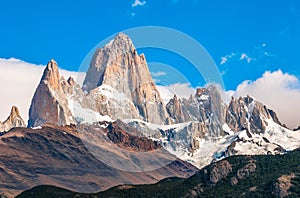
[[0, 33, 299, 197]]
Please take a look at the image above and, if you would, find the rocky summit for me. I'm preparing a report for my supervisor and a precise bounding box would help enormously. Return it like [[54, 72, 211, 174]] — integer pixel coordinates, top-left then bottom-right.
[[28, 59, 75, 127], [0, 106, 25, 132]]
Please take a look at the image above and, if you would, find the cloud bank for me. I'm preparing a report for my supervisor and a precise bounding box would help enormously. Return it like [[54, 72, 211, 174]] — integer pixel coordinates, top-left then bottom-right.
[[235, 70, 300, 129], [156, 83, 195, 104], [0, 58, 84, 123]]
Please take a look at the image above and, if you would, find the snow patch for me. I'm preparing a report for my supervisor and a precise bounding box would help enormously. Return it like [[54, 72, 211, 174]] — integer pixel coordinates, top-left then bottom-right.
[[68, 100, 113, 124]]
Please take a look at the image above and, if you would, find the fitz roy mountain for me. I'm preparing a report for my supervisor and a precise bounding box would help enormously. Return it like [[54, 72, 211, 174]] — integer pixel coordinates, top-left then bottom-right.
[[0, 33, 299, 197], [28, 33, 300, 167]]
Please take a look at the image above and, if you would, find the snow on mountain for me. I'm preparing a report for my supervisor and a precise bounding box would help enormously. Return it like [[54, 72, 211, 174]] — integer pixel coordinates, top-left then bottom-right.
[[25, 33, 300, 170], [126, 118, 300, 168], [68, 99, 113, 124]]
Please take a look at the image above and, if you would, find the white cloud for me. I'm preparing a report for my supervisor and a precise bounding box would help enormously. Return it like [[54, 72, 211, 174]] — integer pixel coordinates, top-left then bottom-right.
[[156, 83, 195, 104], [240, 53, 247, 60], [132, 0, 146, 7], [151, 71, 166, 77], [240, 53, 252, 63], [234, 70, 300, 129], [219, 53, 236, 65], [220, 57, 228, 65], [220, 52, 256, 65], [0, 58, 85, 123]]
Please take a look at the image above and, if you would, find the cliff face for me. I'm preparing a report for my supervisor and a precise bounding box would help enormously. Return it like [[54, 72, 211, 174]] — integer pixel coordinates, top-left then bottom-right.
[[28, 59, 74, 127], [225, 95, 282, 133], [166, 86, 227, 137]]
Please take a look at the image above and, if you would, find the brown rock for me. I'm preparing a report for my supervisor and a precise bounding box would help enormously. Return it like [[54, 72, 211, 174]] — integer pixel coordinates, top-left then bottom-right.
[[236, 162, 256, 179], [209, 160, 232, 184], [106, 120, 162, 152], [273, 173, 295, 197]]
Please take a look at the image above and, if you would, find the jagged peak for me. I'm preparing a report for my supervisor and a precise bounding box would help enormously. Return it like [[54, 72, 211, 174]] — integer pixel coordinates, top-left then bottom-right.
[[0, 106, 26, 132], [9, 106, 21, 119], [41, 59, 61, 89], [103, 32, 135, 54], [115, 32, 129, 39]]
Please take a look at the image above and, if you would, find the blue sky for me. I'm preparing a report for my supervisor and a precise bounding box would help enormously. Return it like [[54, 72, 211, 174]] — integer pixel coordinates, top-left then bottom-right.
[[0, 0, 299, 90]]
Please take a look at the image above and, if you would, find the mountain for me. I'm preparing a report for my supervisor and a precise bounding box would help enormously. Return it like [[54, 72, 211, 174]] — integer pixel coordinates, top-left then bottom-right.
[[17, 148, 300, 198], [28, 59, 75, 127], [82, 33, 169, 124], [0, 122, 197, 197], [26, 33, 300, 170], [28, 33, 169, 128], [0, 106, 25, 132]]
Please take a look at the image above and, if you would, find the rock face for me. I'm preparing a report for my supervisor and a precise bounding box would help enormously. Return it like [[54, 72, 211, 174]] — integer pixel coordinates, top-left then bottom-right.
[[273, 173, 295, 197], [0, 106, 25, 132], [166, 86, 282, 136], [83, 33, 169, 124], [106, 120, 162, 152], [166, 86, 227, 137], [166, 94, 190, 123], [226, 95, 281, 133], [209, 160, 232, 184], [28, 60, 75, 127]]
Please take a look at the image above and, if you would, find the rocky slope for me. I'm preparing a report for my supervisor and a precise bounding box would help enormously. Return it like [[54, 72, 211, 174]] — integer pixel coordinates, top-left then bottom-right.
[[0, 106, 25, 132], [0, 122, 197, 198], [17, 148, 300, 198]]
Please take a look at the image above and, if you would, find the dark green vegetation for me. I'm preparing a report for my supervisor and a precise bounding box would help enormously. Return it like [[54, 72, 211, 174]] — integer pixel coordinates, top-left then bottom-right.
[[17, 148, 300, 198]]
